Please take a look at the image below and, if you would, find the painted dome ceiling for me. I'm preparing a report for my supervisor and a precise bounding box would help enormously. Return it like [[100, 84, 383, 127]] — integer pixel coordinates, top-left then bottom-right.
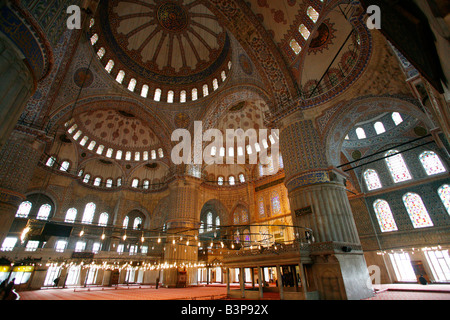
[[94, 0, 231, 87], [70, 109, 161, 152]]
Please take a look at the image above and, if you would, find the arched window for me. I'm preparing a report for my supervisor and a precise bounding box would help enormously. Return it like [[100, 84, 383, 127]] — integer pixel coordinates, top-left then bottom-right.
[[239, 173, 245, 183], [385, 150, 412, 183], [73, 130, 82, 140], [106, 148, 113, 158], [419, 151, 446, 176], [132, 179, 139, 188], [98, 212, 108, 226], [151, 150, 157, 160], [215, 216, 220, 227], [271, 192, 281, 215], [96, 145, 104, 155], [133, 217, 142, 230], [93, 177, 102, 187], [241, 208, 249, 224], [46, 156, 56, 167], [206, 212, 213, 231], [36, 204, 51, 220], [290, 39, 301, 55], [374, 122, 386, 135], [143, 180, 150, 189], [373, 200, 398, 232], [158, 148, 164, 158], [167, 90, 174, 103], [299, 24, 310, 40], [218, 176, 224, 186], [82, 202, 96, 224], [116, 70, 125, 84], [105, 60, 114, 73], [106, 179, 113, 188], [392, 112, 403, 125], [135, 152, 140, 161], [80, 136, 89, 146], [228, 176, 235, 186], [97, 47, 105, 59], [116, 150, 123, 160], [117, 178, 122, 187], [363, 169, 382, 191], [154, 88, 162, 101], [213, 79, 219, 91], [16, 201, 32, 218], [307, 6, 319, 23], [65, 208, 77, 223], [180, 90, 187, 103], [203, 84, 209, 97], [123, 216, 129, 229], [192, 88, 198, 101], [356, 127, 366, 139], [83, 174, 91, 184], [90, 33, 98, 45], [438, 185, 450, 215], [402, 193, 433, 228], [125, 151, 132, 161], [258, 197, 265, 217], [127, 78, 136, 92], [141, 84, 149, 98], [221, 70, 227, 82], [87, 141, 96, 150]]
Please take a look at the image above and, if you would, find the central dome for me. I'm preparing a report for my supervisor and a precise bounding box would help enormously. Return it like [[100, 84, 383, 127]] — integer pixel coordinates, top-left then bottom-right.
[[94, 0, 231, 88], [157, 2, 189, 32]]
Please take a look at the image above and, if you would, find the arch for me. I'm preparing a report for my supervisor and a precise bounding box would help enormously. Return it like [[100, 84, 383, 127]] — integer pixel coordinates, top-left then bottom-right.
[[324, 96, 434, 166], [199, 199, 229, 227], [402, 193, 433, 228], [419, 151, 446, 176]]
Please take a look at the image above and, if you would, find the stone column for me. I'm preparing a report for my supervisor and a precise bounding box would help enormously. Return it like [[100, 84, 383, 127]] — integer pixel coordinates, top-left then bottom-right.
[[0, 129, 46, 244], [279, 114, 373, 300], [0, 36, 36, 150], [258, 266, 264, 299], [162, 177, 201, 287]]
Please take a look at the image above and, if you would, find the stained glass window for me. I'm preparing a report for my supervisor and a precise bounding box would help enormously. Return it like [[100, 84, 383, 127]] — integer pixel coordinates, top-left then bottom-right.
[[241, 208, 249, 223], [438, 185, 450, 215], [364, 169, 382, 191], [90, 33, 98, 45], [141, 85, 149, 98], [16, 201, 32, 218], [97, 145, 104, 155], [154, 88, 161, 101], [271, 192, 281, 215], [402, 193, 433, 228], [65, 208, 77, 223], [180, 90, 187, 103], [36, 204, 51, 220], [215, 216, 220, 227], [105, 60, 114, 73], [259, 198, 265, 217], [373, 199, 398, 232], [128, 78, 136, 92], [229, 176, 235, 186], [419, 151, 446, 176], [82, 202, 96, 224], [97, 47, 105, 59], [98, 212, 108, 226], [218, 176, 224, 186], [385, 150, 412, 183], [167, 90, 174, 103], [233, 212, 239, 224]]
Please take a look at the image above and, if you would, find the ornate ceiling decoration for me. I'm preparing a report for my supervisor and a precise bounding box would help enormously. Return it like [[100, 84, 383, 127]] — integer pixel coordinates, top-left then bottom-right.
[[94, 0, 231, 87]]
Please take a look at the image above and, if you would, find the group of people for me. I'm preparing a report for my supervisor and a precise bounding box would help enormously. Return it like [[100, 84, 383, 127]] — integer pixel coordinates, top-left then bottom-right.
[[0, 278, 16, 300]]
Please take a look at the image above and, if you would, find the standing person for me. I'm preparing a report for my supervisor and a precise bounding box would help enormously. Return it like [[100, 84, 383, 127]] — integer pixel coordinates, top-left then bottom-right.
[[53, 276, 60, 287], [2, 278, 15, 300]]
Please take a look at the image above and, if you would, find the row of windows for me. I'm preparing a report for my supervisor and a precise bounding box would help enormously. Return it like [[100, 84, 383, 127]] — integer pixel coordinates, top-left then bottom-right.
[[289, 4, 323, 55], [65, 121, 165, 162], [89, 20, 231, 103], [208, 133, 279, 158], [363, 150, 446, 191], [373, 186, 450, 232], [16, 201, 145, 231], [346, 112, 404, 140]]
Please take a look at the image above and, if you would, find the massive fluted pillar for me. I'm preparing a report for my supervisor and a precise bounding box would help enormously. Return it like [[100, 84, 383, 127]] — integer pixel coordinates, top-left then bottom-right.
[[279, 113, 373, 300], [162, 177, 201, 287]]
